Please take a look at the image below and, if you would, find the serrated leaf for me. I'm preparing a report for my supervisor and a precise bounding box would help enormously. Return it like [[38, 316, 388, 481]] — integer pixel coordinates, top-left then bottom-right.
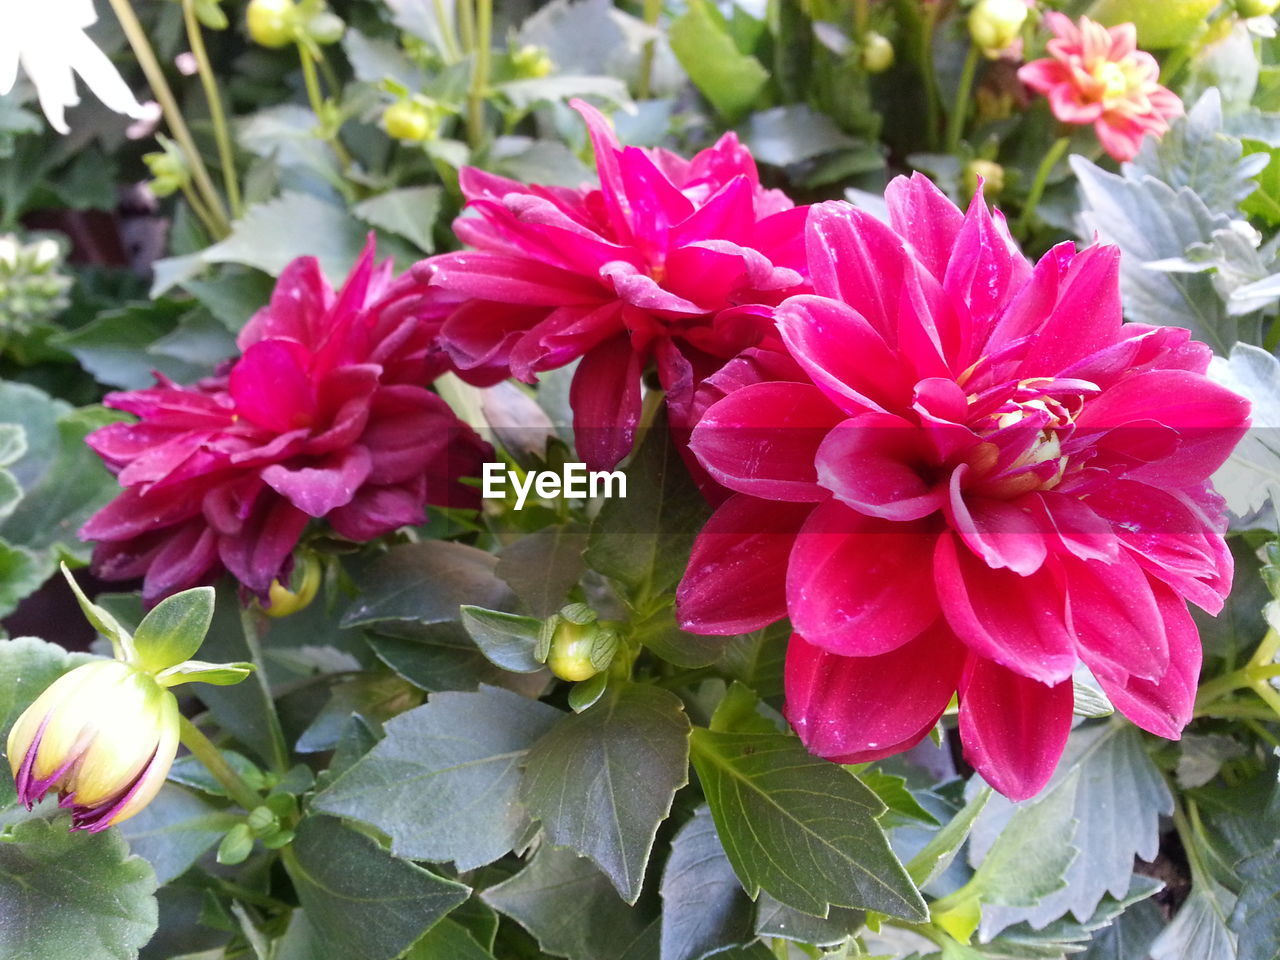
[[0, 817, 158, 959], [1208, 343, 1280, 517], [1150, 877, 1237, 960], [353, 187, 442, 255], [496, 76, 631, 112], [285, 815, 469, 960], [1072, 156, 1235, 354], [752, 892, 865, 946], [669, 0, 768, 122], [660, 805, 754, 960], [1080, 898, 1166, 960], [856, 769, 940, 827], [202, 191, 368, 283], [522, 683, 691, 903], [367, 624, 510, 693], [906, 786, 990, 888], [969, 723, 1173, 937], [481, 844, 649, 960], [312, 686, 559, 871], [403, 918, 495, 960], [495, 524, 588, 619], [341, 541, 514, 629], [1229, 841, 1280, 959], [689, 727, 926, 921], [53, 300, 212, 390], [1241, 140, 1280, 226]]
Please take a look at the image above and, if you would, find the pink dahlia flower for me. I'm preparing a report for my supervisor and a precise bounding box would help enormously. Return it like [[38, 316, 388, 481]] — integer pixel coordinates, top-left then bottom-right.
[[1018, 13, 1182, 162], [81, 240, 490, 605], [415, 99, 809, 470], [676, 175, 1249, 800]]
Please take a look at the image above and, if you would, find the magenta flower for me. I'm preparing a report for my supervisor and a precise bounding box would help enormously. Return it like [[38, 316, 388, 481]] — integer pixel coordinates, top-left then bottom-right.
[[676, 175, 1249, 800], [416, 99, 809, 470], [1018, 13, 1182, 162], [81, 240, 490, 605]]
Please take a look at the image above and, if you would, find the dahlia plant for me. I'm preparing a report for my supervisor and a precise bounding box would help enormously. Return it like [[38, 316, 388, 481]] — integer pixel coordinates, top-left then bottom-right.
[[0, 1, 1278, 959]]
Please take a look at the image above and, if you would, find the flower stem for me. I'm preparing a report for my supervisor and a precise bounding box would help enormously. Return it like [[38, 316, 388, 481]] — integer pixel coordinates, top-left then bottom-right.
[[919, 2, 942, 150], [240, 606, 290, 774], [177, 714, 262, 811], [181, 0, 242, 219], [1015, 135, 1070, 236], [297, 43, 352, 171], [466, 0, 493, 149], [638, 0, 663, 100], [104, 0, 230, 236], [945, 45, 981, 155], [433, 0, 462, 62], [179, 180, 221, 238]]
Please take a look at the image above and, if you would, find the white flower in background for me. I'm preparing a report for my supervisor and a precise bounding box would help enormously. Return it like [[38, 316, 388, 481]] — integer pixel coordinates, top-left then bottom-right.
[[0, 0, 149, 134]]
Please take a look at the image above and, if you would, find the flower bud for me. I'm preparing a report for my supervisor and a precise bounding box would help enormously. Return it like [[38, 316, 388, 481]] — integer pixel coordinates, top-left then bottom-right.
[[7, 660, 180, 831], [0, 233, 72, 333], [246, 0, 298, 48], [266, 552, 321, 617], [305, 10, 345, 45], [511, 44, 554, 79], [969, 0, 1029, 56], [382, 99, 440, 143], [964, 159, 1006, 198], [542, 604, 619, 682], [1238, 0, 1280, 16], [860, 32, 895, 73]]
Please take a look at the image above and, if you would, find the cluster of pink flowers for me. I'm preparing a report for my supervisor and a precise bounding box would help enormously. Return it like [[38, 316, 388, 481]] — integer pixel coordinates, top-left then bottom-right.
[[82, 18, 1234, 799], [82, 240, 489, 605]]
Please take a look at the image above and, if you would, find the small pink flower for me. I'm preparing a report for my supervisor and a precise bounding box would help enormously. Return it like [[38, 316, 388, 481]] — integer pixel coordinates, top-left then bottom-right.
[[81, 240, 490, 605], [415, 99, 809, 470], [1018, 13, 1182, 162], [676, 175, 1249, 800]]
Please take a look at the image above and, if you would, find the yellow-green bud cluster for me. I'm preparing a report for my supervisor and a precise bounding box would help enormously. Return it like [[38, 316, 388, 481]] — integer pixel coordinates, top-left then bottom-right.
[[246, 0, 344, 50], [383, 98, 445, 143], [0, 234, 71, 333], [969, 0, 1029, 57], [510, 44, 554, 79]]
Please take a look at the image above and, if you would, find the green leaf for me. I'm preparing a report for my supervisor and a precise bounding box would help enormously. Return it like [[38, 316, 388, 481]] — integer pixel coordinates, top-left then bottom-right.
[[1080, 898, 1166, 960], [1149, 877, 1237, 960], [0, 817, 157, 959], [285, 815, 470, 960], [403, 917, 495, 960], [1241, 140, 1280, 226], [341, 541, 514, 629], [906, 786, 991, 888], [60, 562, 132, 656], [312, 686, 560, 870], [659, 805, 754, 960], [53, 300, 210, 391], [202, 191, 369, 283], [496, 75, 632, 112], [584, 413, 712, 604], [633, 606, 734, 669], [495, 524, 588, 619], [669, 0, 769, 122], [0, 540, 45, 619], [521, 683, 691, 903], [295, 673, 420, 753], [118, 784, 238, 884], [753, 892, 865, 946], [367, 623, 512, 693], [1072, 156, 1235, 354], [156, 659, 254, 686], [353, 186, 443, 255], [1207, 343, 1280, 517], [0, 424, 27, 468], [132, 585, 216, 672], [689, 727, 926, 921], [968, 723, 1172, 935], [1229, 841, 1280, 958], [746, 105, 863, 167], [460, 606, 545, 673], [181, 268, 277, 334], [481, 845, 649, 960], [856, 769, 940, 828], [716, 624, 788, 699]]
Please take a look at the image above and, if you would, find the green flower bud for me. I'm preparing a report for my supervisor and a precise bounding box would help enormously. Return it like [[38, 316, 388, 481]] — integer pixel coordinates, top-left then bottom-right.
[[305, 10, 345, 45], [1238, 0, 1280, 16], [218, 823, 254, 864], [511, 44, 554, 79], [382, 99, 440, 142], [860, 32, 895, 73], [0, 233, 72, 333], [969, 0, 1029, 56], [545, 608, 618, 682], [964, 158, 1006, 198], [7, 660, 180, 831], [246, 0, 298, 48]]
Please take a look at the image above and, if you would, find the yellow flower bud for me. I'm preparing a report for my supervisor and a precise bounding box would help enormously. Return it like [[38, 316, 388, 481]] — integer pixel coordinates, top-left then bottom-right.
[[7, 660, 180, 831], [383, 100, 440, 143], [1238, 0, 1280, 16], [860, 32, 895, 74], [964, 159, 1006, 198], [969, 0, 1029, 56], [511, 44, 554, 79], [246, 0, 298, 49], [266, 552, 321, 618]]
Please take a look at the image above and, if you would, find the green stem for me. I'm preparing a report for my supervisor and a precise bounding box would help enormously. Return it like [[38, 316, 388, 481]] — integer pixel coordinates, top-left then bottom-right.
[[1195, 702, 1280, 722], [945, 45, 981, 154], [297, 44, 352, 171], [240, 606, 290, 774], [853, 0, 870, 36], [104, 0, 230, 236], [432, 0, 462, 62], [179, 180, 221, 238], [178, 715, 263, 811], [466, 0, 493, 149], [181, 0, 242, 218], [1015, 135, 1070, 236], [638, 0, 663, 99], [1172, 795, 1212, 886], [919, 2, 942, 150]]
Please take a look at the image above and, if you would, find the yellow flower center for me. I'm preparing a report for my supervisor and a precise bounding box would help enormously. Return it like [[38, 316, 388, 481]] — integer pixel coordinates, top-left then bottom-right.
[[1092, 61, 1131, 104]]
